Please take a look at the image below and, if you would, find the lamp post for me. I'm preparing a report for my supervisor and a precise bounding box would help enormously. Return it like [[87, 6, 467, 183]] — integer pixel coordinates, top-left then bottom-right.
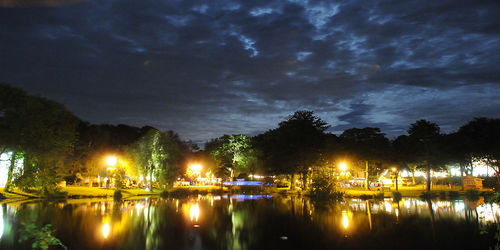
[[105, 155, 117, 188], [188, 164, 202, 186], [392, 167, 399, 191], [339, 162, 348, 186]]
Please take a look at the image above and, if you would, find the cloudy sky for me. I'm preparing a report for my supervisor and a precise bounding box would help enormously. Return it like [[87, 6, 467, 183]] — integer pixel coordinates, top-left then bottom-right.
[[1, 0, 499, 143]]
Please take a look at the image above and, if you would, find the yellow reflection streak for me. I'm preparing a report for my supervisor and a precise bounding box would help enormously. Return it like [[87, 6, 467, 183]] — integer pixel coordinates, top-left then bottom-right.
[[102, 222, 110, 239], [190, 203, 200, 222], [342, 211, 349, 229]]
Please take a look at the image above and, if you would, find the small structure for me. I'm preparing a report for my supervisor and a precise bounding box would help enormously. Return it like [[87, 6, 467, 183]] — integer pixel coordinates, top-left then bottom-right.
[[463, 175, 483, 190]]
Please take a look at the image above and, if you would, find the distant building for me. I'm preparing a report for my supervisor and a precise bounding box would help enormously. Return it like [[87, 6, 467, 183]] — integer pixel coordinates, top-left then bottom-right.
[[0, 152, 23, 187]]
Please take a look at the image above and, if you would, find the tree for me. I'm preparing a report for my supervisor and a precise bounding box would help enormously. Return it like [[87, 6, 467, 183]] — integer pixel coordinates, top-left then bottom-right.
[[205, 134, 257, 179], [393, 135, 419, 185], [407, 120, 443, 191], [340, 127, 391, 190], [126, 128, 188, 190], [255, 110, 329, 190], [457, 118, 500, 185], [68, 123, 151, 184], [0, 83, 79, 191]]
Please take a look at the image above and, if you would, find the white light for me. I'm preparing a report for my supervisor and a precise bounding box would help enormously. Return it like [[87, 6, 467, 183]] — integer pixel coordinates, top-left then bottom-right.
[[0, 205, 4, 239], [190, 203, 200, 222], [102, 222, 110, 239], [106, 156, 117, 166], [0, 152, 23, 187], [190, 164, 202, 172], [339, 163, 347, 172]]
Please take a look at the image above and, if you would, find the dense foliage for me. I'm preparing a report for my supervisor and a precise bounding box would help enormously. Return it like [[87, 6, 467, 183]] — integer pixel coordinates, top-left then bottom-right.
[[2, 83, 500, 192]]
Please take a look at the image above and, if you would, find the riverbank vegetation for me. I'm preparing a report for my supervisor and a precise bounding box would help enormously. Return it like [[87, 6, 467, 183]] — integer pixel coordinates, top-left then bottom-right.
[[2, 83, 500, 201]]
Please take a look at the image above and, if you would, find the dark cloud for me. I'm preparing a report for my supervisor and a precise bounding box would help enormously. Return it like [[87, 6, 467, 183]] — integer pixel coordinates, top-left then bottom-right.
[[0, 0, 83, 7], [1, 0, 500, 143]]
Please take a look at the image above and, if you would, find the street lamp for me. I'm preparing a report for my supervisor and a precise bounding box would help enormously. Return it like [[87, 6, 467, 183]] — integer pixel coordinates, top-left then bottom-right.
[[190, 164, 202, 173], [392, 167, 399, 191], [104, 155, 118, 188], [188, 164, 202, 185], [106, 156, 117, 170], [339, 162, 347, 172]]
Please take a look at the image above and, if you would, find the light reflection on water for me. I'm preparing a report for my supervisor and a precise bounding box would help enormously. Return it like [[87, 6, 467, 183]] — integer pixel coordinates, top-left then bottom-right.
[[0, 195, 498, 249]]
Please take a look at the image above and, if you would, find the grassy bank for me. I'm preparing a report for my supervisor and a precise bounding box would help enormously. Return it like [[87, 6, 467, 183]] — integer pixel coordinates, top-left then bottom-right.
[[0, 188, 39, 200], [63, 186, 162, 198], [1, 186, 163, 202], [1, 184, 495, 202], [340, 184, 493, 198]]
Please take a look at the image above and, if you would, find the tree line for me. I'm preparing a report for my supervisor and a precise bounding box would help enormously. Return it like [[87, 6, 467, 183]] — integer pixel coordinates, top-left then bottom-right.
[[0, 83, 193, 192], [204, 114, 500, 192], [2, 82, 500, 192]]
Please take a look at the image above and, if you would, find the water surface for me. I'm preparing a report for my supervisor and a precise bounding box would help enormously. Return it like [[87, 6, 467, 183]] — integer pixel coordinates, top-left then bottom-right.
[[0, 195, 498, 249]]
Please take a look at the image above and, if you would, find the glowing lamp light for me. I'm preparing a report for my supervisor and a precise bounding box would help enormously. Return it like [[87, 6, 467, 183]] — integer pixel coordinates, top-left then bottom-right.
[[339, 162, 347, 172], [392, 167, 397, 172], [106, 156, 117, 166], [190, 164, 202, 172]]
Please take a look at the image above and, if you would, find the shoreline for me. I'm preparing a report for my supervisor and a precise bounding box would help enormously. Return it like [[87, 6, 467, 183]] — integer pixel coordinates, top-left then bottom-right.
[[0, 185, 494, 203]]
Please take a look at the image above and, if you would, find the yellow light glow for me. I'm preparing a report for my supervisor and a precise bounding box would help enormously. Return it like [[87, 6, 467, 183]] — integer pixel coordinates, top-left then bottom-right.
[[190, 203, 200, 222], [190, 164, 202, 172], [339, 162, 347, 172], [342, 211, 349, 229], [106, 156, 117, 166], [102, 222, 110, 239], [392, 167, 397, 172]]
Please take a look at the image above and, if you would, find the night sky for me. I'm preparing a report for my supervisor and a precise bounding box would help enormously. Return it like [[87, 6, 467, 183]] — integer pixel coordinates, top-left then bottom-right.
[[1, 0, 500, 143]]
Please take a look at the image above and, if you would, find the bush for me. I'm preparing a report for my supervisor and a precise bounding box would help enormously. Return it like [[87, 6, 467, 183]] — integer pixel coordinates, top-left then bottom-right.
[[40, 186, 67, 199], [359, 194, 372, 200], [481, 190, 495, 198], [160, 190, 169, 198], [413, 176, 426, 185], [392, 191, 402, 202], [168, 188, 191, 198], [481, 177, 497, 189], [307, 174, 343, 201], [435, 176, 463, 186], [19, 223, 66, 250], [374, 192, 385, 200], [465, 189, 480, 201], [439, 191, 447, 199], [448, 191, 460, 199], [113, 167, 127, 189], [212, 188, 224, 195], [485, 193, 500, 204], [420, 191, 437, 200], [113, 190, 123, 201]]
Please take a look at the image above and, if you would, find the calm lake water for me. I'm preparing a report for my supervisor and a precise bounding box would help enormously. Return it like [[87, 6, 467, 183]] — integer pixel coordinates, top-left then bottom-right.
[[1, 195, 499, 249]]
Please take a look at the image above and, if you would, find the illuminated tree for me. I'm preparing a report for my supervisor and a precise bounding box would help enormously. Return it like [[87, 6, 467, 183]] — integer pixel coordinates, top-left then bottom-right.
[[126, 129, 187, 190], [205, 134, 257, 179]]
